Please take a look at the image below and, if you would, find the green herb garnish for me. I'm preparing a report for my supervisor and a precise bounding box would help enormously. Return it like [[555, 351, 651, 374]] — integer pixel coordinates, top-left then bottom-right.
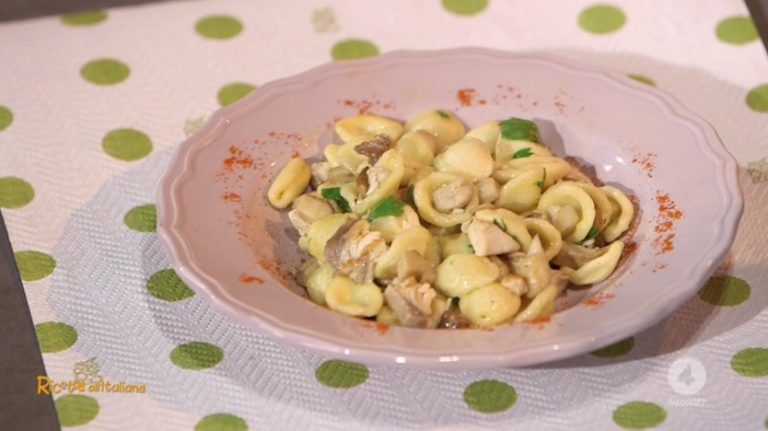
[[584, 226, 600, 242], [406, 185, 415, 206], [467, 243, 475, 253], [512, 147, 534, 159], [436, 110, 450, 119], [499, 118, 540, 143], [321, 187, 351, 213], [512, 235, 523, 248], [367, 196, 405, 222], [493, 218, 508, 232], [536, 167, 547, 191]]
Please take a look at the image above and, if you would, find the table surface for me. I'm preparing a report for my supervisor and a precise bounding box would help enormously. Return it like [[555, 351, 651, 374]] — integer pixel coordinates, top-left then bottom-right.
[[0, 0, 768, 430]]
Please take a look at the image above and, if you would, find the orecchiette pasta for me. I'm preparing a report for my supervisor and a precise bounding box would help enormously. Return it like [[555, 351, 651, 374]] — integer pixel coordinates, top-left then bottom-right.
[[435, 253, 501, 297], [325, 275, 383, 317], [459, 283, 521, 327], [601, 186, 635, 242], [335, 115, 404, 144], [268, 112, 637, 329], [413, 172, 479, 228], [267, 157, 312, 209], [434, 137, 494, 180], [537, 182, 597, 243], [466, 121, 500, 152], [405, 110, 466, 152]]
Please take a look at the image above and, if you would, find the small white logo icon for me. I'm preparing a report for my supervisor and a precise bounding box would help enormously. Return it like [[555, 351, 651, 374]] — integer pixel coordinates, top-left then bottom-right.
[[667, 356, 707, 395]]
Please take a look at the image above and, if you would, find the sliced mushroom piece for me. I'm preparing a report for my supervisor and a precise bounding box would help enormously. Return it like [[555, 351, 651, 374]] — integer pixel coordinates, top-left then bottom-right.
[[356, 167, 370, 197], [464, 219, 520, 257], [324, 220, 387, 284], [288, 194, 335, 236], [365, 163, 389, 197], [383, 277, 437, 328], [437, 309, 471, 329], [326, 166, 356, 185], [396, 250, 436, 284], [306, 213, 358, 260], [310, 161, 331, 187], [551, 242, 605, 269], [509, 236, 551, 298], [432, 179, 473, 212], [324, 220, 355, 267], [488, 255, 510, 277], [476, 177, 500, 203], [500, 274, 529, 296], [549, 268, 573, 294], [546, 205, 580, 238], [354, 134, 392, 164]]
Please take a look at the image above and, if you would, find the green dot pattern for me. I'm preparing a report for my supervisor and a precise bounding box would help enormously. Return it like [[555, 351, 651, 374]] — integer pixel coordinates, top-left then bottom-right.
[[698, 276, 751, 306], [55, 395, 99, 427], [170, 342, 223, 370], [591, 337, 635, 358], [463, 380, 517, 413], [579, 4, 626, 35], [196, 16, 243, 40], [629, 74, 655, 86], [315, 360, 369, 388], [747, 84, 768, 113], [102, 128, 152, 161], [81, 59, 130, 85], [124, 204, 157, 232], [0, 177, 35, 209], [731, 348, 768, 377], [61, 10, 107, 26], [35, 322, 78, 353], [613, 401, 667, 429], [195, 413, 248, 431], [147, 269, 195, 302], [716, 16, 758, 45], [0, 105, 13, 132], [15, 251, 56, 281], [331, 39, 379, 61], [218, 83, 256, 107], [442, 0, 488, 16]]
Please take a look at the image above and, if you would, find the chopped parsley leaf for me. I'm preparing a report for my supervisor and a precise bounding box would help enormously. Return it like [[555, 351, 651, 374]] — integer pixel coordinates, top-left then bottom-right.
[[436, 110, 450, 119], [512, 147, 534, 159], [584, 226, 600, 241], [321, 187, 351, 213], [493, 218, 508, 232], [499, 117, 540, 143], [367, 196, 405, 222], [536, 167, 547, 191]]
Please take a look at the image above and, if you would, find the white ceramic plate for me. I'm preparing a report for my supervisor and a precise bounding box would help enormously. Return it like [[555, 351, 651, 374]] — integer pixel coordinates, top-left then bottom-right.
[[157, 48, 742, 369]]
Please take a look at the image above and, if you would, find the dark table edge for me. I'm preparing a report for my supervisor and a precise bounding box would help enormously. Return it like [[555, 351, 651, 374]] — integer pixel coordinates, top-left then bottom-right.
[[0, 210, 59, 430], [0, 1, 766, 429], [746, 0, 768, 56]]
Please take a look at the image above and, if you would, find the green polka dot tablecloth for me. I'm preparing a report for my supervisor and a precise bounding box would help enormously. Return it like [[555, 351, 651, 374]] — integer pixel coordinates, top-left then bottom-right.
[[1, 1, 767, 429]]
